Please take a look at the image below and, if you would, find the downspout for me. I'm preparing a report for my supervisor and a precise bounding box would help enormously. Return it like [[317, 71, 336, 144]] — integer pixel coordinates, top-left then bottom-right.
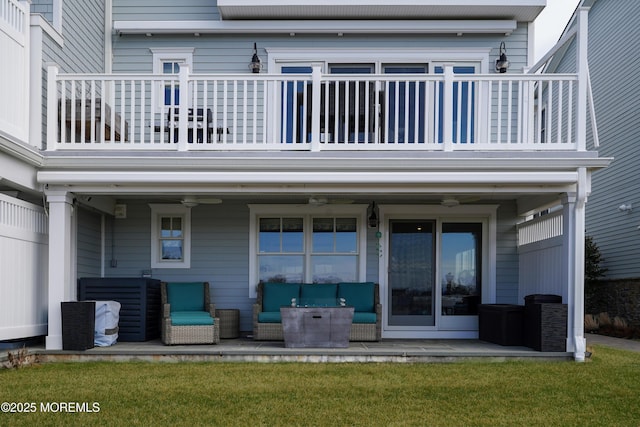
[[572, 168, 588, 361]]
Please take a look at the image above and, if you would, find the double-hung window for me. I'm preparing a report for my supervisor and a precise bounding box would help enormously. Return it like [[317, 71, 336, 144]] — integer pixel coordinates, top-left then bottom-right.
[[150, 204, 191, 269], [250, 205, 367, 296], [150, 48, 194, 112]]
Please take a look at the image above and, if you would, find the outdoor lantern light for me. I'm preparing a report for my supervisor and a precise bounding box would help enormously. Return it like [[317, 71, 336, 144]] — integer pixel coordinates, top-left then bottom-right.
[[495, 41, 509, 73], [368, 202, 379, 228], [249, 42, 262, 73]]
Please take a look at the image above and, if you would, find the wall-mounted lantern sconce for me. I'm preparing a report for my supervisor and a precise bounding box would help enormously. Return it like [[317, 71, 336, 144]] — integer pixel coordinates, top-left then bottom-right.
[[495, 41, 509, 73], [619, 203, 633, 212], [368, 202, 379, 228], [249, 42, 262, 74]]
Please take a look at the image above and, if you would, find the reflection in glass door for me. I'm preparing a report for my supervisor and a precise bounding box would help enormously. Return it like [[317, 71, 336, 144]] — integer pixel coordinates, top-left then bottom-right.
[[388, 220, 435, 326], [441, 223, 482, 316]]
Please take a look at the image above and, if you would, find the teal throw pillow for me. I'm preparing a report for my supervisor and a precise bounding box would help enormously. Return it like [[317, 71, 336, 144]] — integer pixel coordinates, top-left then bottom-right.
[[338, 282, 375, 312]]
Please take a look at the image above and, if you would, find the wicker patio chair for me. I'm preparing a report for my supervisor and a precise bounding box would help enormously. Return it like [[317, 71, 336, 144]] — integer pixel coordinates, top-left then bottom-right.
[[161, 281, 220, 345]]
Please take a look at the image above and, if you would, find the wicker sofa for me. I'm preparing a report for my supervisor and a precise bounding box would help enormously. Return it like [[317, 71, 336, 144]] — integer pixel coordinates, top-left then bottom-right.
[[161, 282, 220, 345], [253, 282, 382, 342]]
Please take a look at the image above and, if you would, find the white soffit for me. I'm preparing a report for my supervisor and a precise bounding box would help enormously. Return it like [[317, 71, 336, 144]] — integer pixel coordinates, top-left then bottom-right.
[[114, 19, 518, 36], [216, 1, 546, 22]]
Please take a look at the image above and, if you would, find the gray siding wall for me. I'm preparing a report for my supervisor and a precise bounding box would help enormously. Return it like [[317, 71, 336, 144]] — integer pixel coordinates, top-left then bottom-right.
[[113, 0, 221, 21], [77, 208, 102, 279], [31, 0, 54, 23], [111, 25, 530, 74], [99, 200, 519, 332], [495, 201, 520, 304], [579, 0, 640, 279], [42, 1, 105, 74]]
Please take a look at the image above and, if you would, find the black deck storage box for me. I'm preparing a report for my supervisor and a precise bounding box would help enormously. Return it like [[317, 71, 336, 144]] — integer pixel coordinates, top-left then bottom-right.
[[524, 294, 562, 305], [524, 294, 567, 352], [78, 278, 161, 342], [61, 301, 95, 350], [478, 304, 524, 346]]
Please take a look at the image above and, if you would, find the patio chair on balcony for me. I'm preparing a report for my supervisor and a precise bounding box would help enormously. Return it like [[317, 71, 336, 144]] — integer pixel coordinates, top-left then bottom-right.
[[59, 99, 129, 142], [160, 281, 220, 345], [166, 108, 214, 143]]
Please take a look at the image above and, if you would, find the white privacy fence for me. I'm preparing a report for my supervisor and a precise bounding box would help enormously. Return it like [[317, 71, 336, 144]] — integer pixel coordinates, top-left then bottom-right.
[[47, 64, 582, 152], [0, 194, 49, 340], [0, 0, 29, 143], [517, 211, 566, 303]]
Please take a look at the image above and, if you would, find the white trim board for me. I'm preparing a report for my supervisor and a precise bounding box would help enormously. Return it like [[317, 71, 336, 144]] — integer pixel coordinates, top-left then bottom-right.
[[266, 47, 492, 74], [114, 20, 517, 36]]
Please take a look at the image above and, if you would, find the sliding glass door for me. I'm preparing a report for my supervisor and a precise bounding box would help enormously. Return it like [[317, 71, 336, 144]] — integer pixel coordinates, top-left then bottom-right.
[[387, 220, 435, 327]]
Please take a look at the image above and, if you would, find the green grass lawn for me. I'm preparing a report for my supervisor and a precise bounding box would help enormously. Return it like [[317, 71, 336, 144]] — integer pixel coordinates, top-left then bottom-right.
[[1, 345, 639, 426]]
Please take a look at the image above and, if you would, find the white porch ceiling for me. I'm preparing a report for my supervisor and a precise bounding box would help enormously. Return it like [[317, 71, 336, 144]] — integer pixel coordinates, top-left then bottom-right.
[[216, 0, 546, 22]]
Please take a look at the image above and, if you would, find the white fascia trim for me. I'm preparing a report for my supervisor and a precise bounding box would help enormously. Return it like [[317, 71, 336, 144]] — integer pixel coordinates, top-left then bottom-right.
[[37, 171, 579, 186], [217, 0, 544, 6], [30, 14, 64, 47], [114, 20, 517, 35]]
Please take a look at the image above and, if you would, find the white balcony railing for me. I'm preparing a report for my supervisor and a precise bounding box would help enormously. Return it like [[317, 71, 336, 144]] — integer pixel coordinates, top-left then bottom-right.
[[46, 64, 583, 152], [0, 0, 29, 143]]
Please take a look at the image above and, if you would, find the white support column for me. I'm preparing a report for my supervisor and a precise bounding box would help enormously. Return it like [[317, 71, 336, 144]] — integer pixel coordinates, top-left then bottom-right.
[[562, 167, 589, 362], [45, 190, 75, 350]]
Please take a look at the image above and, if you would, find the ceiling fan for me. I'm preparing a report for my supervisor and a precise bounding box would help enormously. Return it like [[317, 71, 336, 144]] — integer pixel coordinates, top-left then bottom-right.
[[308, 196, 355, 206], [440, 195, 481, 207], [180, 196, 223, 207]]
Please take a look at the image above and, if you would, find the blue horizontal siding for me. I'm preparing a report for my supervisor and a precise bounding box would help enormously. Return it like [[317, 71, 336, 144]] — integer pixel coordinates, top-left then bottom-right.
[[112, 25, 530, 74]]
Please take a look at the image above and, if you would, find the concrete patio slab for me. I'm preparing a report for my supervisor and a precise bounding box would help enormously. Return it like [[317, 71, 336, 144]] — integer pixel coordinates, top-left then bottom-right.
[[33, 337, 574, 363]]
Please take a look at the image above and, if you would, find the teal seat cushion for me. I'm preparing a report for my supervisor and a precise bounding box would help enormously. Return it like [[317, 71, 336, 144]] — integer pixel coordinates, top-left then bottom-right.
[[170, 311, 214, 326], [262, 283, 301, 312], [338, 282, 375, 313], [257, 311, 282, 323], [300, 284, 338, 306], [352, 312, 377, 324], [166, 282, 205, 312]]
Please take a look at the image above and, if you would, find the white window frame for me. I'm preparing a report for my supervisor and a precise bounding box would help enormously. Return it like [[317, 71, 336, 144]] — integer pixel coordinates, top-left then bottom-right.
[[267, 48, 491, 145], [150, 48, 194, 113], [266, 47, 491, 74], [149, 204, 191, 269], [378, 204, 497, 338], [248, 204, 368, 298]]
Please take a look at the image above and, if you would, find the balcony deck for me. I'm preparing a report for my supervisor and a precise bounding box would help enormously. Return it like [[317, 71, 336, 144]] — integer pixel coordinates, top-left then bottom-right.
[[47, 65, 586, 153]]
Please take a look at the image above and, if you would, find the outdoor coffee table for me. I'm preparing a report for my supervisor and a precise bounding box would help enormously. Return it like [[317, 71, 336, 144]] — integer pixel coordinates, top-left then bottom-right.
[[280, 306, 354, 348]]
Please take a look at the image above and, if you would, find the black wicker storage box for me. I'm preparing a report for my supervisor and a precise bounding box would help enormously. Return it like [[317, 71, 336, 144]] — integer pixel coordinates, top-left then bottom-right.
[[524, 296, 567, 352], [61, 301, 95, 350], [478, 304, 524, 346], [524, 294, 562, 305], [78, 278, 161, 342]]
